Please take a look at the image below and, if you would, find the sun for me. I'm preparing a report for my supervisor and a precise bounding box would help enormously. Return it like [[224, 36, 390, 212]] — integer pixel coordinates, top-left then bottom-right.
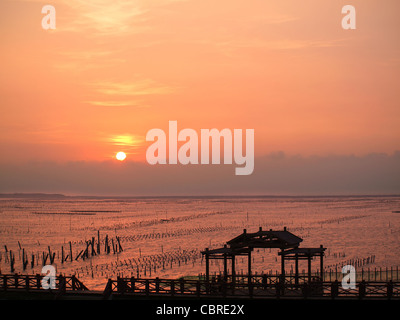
[[116, 151, 127, 161]]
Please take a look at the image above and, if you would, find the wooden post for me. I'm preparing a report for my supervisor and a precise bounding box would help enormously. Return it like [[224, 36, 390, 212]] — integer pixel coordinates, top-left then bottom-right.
[[71, 275, 76, 290], [3, 275, 7, 291], [130, 277, 135, 293], [105, 235, 108, 253], [386, 267, 388, 281], [97, 230, 101, 254], [391, 266, 393, 280], [117, 276, 126, 295], [22, 249, 26, 270], [295, 253, 299, 285], [307, 250, 312, 283], [196, 281, 201, 297], [36, 274, 41, 289], [331, 280, 339, 299], [145, 279, 150, 296], [359, 280, 366, 299], [276, 279, 281, 299], [103, 279, 113, 300], [59, 275, 66, 296], [116, 236, 123, 252], [75, 250, 83, 261], [14, 274, 19, 289], [91, 237, 96, 256], [69, 242, 72, 262], [387, 280, 393, 299], [10, 250, 15, 273], [280, 248, 285, 279]]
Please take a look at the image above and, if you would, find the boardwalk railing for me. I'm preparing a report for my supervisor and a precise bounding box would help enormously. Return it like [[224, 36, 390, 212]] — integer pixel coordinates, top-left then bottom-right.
[[103, 277, 209, 299], [0, 274, 89, 293], [103, 276, 400, 300], [199, 267, 400, 283]]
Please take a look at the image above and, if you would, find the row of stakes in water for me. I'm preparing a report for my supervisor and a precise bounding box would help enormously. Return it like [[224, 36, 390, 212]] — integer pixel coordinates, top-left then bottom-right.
[[0, 231, 123, 273]]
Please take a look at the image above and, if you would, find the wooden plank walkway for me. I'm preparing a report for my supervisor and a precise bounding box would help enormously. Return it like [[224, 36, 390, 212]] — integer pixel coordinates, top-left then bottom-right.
[[103, 275, 400, 300], [1, 273, 399, 300]]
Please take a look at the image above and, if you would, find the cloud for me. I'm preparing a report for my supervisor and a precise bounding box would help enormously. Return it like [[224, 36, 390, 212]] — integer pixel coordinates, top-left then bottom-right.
[[43, 0, 185, 36], [85, 100, 147, 107], [38, 0, 148, 36], [66, 0, 145, 35], [17, 0, 187, 36], [109, 135, 140, 145], [101, 134, 145, 155], [89, 80, 176, 96], [1, 152, 399, 196], [216, 37, 349, 53], [84, 79, 177, 107]]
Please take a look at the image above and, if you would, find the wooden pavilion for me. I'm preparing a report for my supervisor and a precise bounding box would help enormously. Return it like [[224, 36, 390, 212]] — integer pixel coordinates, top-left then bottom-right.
[[201, 226, 326, 284]]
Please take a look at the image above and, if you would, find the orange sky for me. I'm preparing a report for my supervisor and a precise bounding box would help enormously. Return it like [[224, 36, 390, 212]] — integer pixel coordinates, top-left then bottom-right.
[[1, 0, 399, 166]]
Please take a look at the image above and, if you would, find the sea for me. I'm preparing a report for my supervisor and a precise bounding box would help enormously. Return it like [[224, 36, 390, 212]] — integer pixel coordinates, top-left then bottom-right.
[[0, 195, 399, 290]]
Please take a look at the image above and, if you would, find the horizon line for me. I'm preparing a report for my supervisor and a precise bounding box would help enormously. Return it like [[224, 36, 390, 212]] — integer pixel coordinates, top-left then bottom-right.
[[0, 192, 399, 199]]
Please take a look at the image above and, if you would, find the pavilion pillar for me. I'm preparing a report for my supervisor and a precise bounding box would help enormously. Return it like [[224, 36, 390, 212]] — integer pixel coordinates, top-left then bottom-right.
[[231, 255, 236, 294], [231, 255, 236, 284], [205, 248, 210, 283], [295, 253, 299, 285], [320, 245, 324, 281], [223, 253, 228, 281], [281, 248, 285, 278], [248, 250, 252, 284]]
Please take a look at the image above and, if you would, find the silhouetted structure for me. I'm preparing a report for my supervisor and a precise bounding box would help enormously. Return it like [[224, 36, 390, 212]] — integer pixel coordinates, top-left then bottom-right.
[[201, 226, 326, 285]]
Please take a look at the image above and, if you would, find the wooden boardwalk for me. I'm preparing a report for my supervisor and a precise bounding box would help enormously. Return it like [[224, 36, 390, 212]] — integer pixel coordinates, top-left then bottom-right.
[[103, 275, 400, 300], [0, 273, 90, 299], [1, 273, 399, 300]]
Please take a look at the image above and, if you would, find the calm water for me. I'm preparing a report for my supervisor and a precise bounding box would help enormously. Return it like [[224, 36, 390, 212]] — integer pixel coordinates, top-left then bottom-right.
[[0, 196, 399, 290]]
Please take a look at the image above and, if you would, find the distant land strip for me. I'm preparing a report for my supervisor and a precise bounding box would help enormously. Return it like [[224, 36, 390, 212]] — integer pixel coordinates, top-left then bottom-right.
[[1, 193, 399, 200], [31, 211, 96, 216]]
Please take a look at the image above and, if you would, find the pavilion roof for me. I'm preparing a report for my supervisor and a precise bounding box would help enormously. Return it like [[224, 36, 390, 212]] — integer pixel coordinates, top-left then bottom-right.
[[226, 227, 302, 249]]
